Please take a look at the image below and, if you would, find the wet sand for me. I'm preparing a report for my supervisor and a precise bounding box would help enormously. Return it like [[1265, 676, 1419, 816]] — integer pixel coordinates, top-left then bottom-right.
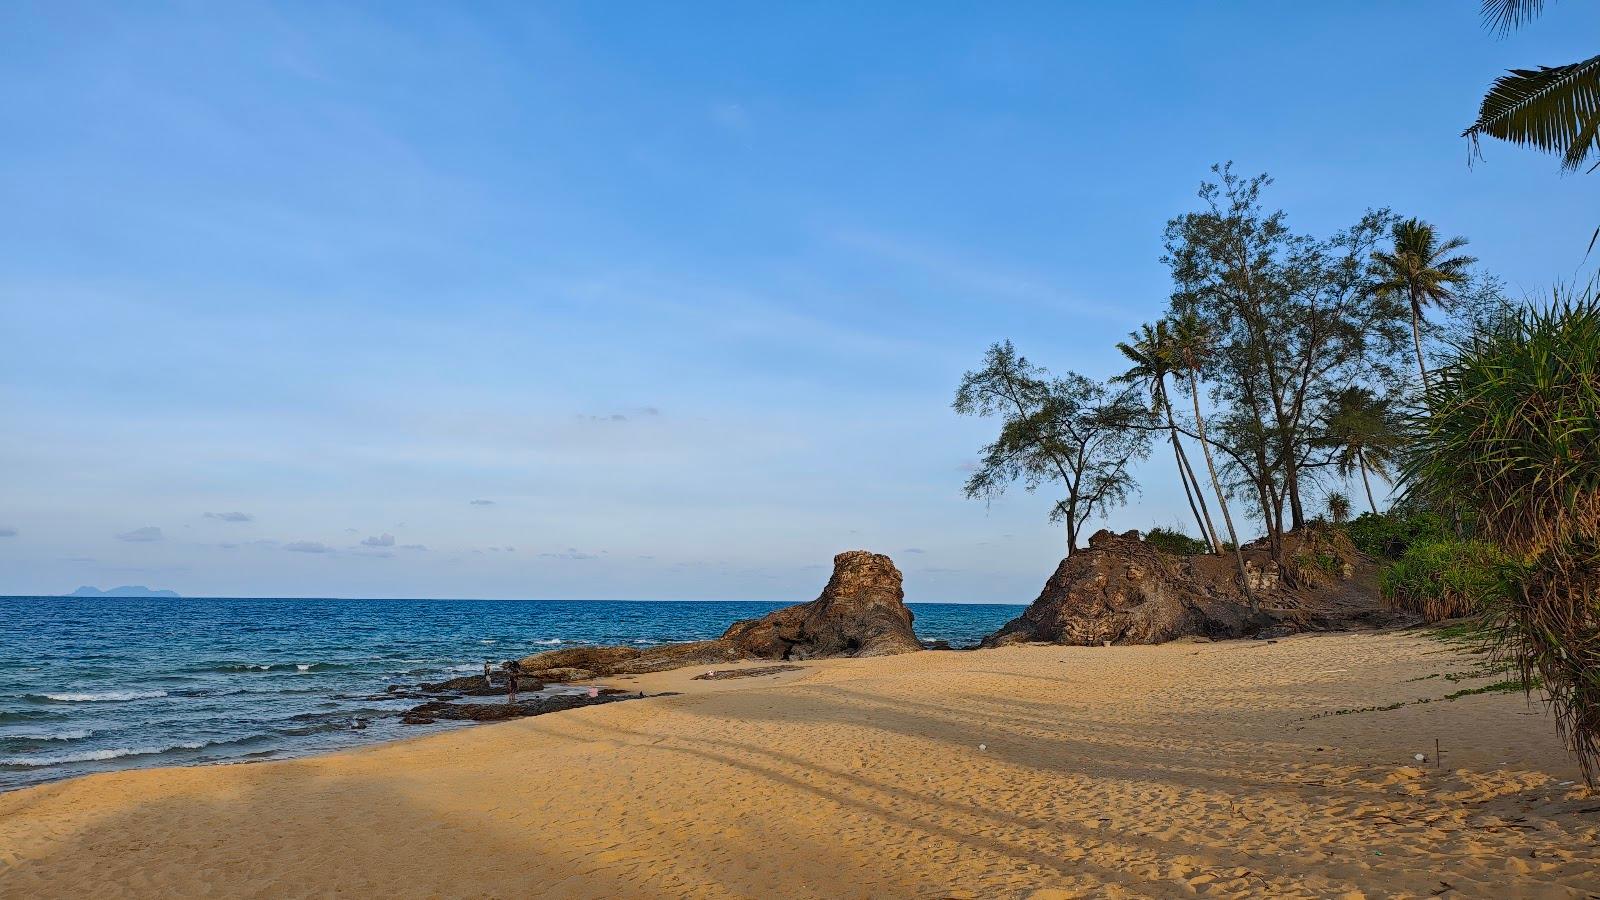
[[2, 631, 1596, 898]]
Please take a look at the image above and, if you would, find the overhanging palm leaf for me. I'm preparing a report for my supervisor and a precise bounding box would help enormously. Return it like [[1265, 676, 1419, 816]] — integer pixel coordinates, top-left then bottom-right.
[[1464, 55, 1600, 170], [1480, 0, 1551, 36]]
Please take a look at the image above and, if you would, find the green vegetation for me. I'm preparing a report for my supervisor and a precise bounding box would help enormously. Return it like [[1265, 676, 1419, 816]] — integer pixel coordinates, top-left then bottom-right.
[[1368, 219, 1475, 387], [1115, 320, 1221, 553], [1143, 527, 1210, 557], [1315, 388, 1403, 515], [1339, 510, 1448, 561], [1379, 540, 1520, 622], [953, 341, 1151, 555], [1401, 292, 1600, 784], [1463, 2, 1600, 174], [950, 148, 1598, 783], [1325, 492, 1351, 525]]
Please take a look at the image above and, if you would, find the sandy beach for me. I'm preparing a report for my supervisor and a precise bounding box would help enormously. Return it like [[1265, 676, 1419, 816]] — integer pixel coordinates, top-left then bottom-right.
[[2, 631, 1597, 899]]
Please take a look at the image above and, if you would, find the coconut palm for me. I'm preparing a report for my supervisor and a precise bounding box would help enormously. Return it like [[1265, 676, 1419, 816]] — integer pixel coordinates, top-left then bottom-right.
[[1171, 312, 1254, 605], [1325, 491, 1351, 525], [1370, 219, 1476, 388], [1316, 387, 1401, 515], [1115, 320, 1221, 553], [1464, 1, 1600, 174]]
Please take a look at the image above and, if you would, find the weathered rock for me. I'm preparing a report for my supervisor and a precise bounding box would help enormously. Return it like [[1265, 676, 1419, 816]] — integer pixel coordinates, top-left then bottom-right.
[[721, 550, 921, 660], [399, 692, 640, 725], [524, 667, 597, 683], [691, 665, 804, 681], [517, 646, 641, 673], [518, 550, 922, 677], [417, 672, 542, 696], [418, 674, 488, 693], [981, 526, 1371, 647]]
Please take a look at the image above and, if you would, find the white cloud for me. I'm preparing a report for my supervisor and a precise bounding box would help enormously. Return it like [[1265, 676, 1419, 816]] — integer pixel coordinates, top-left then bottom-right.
[[0, 526, 15, 537], [284, 540, 331, 554], [204, 511, 254, 522], [361, 533, 395, 547], [116, 526, 163, 542]]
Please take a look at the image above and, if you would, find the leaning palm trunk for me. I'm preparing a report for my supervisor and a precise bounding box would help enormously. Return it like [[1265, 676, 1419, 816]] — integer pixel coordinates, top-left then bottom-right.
[[1359, 459, 1378, 515], [1189, 372, 1254, 607], [1161, 391, 1220, 552], [1171, 433, 1212, 552], [1176, 436, 1222, 552], [1410, 296, 1429, 389]]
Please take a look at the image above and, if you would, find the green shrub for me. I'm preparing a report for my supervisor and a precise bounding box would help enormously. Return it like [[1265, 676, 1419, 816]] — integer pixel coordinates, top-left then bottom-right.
[[1379, 539, 1520, 622], [1340, 510, 1448, 560], [1401, 292, 1600, 783], [1143, 526, 1210, 556]]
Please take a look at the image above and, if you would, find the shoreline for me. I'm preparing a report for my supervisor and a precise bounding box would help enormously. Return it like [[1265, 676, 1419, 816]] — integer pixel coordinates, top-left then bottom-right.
[[3, 632, 1596, 897]]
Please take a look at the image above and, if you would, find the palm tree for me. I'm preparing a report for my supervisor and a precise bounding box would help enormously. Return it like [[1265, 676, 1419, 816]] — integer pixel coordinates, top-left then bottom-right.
[[1316, 387, 1401, 515], [1325, 491, 1351, 525], [1370, 219, 1476, 388], [1463, 2, 1600, 175], [1115, 320, 1221, 553], [1171, 313, 1254, 606]]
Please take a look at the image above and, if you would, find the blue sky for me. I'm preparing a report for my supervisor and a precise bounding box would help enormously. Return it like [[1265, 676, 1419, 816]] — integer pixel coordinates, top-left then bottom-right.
[[2, 1, 1596, 601]]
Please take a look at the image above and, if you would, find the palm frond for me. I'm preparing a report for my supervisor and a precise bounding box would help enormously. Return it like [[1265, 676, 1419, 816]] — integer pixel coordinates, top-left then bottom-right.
[[1481, 0, 1552, 36], [1464, 55, 1600, 171]]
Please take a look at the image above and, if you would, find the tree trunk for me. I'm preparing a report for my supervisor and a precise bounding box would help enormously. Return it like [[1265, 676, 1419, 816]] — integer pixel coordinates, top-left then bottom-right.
[[1190, 372, 1255, 608], [1360, 459, 1378, 515], [1177, 437, 1222, 552], [1410, 295, 1429, 390], [1172, 433, 1211, 550], [1162, 388, 1219, 551], [1286, 464, 1306, 531]]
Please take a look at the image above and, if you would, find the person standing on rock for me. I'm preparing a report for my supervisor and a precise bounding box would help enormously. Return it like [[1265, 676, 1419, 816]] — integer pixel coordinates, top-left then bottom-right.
[[502, 659, 523, 702]]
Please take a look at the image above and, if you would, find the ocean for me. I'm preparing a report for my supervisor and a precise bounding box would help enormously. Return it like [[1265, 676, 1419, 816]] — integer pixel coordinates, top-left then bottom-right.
[[0, 596, 1021, 792]]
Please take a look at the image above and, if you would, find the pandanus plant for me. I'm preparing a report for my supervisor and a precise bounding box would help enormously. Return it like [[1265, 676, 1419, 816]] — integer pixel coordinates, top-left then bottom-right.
[[1401, 289, 1600, 783]]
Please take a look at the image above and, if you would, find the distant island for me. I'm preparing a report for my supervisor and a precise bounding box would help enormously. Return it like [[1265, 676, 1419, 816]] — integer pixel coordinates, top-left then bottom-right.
[[67, 585, 181, 598]]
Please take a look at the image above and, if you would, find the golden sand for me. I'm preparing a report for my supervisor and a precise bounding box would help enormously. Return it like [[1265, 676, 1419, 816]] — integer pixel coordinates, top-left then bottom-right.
[[2, 631, 1597, 898]]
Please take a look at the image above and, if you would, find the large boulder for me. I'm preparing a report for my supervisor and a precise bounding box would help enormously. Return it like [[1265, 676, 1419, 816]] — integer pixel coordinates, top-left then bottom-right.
[[519, 550, 921, 679], [721, 550, 921, 659], [980, 526, 1370, 647]]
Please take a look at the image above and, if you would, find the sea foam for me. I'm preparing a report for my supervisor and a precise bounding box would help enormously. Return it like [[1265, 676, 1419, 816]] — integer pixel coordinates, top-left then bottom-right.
[[33, 690, 168, 703]]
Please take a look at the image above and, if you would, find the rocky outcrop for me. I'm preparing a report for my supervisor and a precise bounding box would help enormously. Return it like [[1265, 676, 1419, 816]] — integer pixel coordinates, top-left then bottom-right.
[[519, 550, 921, 680], [399, 691, 638, 725], [721, 550, 921, 659], [981, 526, 1372, 647]]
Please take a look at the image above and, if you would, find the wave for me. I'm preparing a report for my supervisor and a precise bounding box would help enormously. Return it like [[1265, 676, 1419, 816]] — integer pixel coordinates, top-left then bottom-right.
[[531, 638, 563, 646], [30, 690, 168, 703], [2, 741, 207, 767], [202, 662, 352, 673], [479, 639, 497, 644], [2, 728, 93, 742]]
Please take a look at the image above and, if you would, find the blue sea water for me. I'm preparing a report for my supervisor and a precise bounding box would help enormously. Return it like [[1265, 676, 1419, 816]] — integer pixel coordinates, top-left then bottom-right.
[[0, 597, 1021, 791]]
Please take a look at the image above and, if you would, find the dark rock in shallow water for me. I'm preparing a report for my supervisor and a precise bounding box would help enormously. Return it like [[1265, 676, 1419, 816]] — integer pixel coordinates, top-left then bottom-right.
[[416, 672, 543, 696], [399, 692, 641, 725], [981, 526, 1372, 647], [519, 550, 922, 679]]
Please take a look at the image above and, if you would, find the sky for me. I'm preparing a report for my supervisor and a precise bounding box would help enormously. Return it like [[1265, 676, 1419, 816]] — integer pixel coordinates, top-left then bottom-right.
[[2, 1, 1597, 602]]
